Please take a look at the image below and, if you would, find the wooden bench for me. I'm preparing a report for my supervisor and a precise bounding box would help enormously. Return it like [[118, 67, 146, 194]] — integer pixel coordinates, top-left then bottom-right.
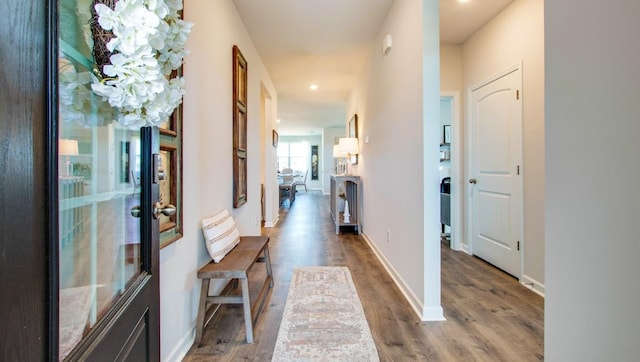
[[194, 236, 273, 344]]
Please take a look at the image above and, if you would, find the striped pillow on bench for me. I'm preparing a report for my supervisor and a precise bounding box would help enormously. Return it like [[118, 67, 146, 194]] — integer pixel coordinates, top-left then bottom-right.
[[201, 209, 240, 263]]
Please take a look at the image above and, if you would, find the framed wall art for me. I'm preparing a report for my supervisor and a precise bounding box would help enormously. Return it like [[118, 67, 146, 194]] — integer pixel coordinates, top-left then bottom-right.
[[348, 114, 358, 164], [443, 125, 452, 144]]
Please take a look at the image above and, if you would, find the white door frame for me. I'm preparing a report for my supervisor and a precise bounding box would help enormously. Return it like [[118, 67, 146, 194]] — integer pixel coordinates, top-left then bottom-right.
[[440, 91, 462, 251], [465, 62, 524, 278], [261, 84, 279, 227]]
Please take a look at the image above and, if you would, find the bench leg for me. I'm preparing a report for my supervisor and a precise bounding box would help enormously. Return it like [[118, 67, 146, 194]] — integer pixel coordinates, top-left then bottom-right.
[[240, 277, 253, 343], [264, 246, 274, 288], [194, 278, 210, 345]]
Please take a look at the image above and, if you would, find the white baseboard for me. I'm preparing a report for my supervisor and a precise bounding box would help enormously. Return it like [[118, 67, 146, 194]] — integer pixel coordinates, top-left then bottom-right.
[[361, 233, 444, 321], [163, 327, 194, 362], [461, 242, 471, 255], [521, 274, 545, 297], [459, 244, 543, 297], [423, 305, 446, 321], [264, 216, 279, 228]]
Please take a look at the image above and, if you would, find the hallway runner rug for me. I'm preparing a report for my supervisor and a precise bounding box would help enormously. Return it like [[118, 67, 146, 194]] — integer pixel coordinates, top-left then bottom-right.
[[272, 266, 379, 361]]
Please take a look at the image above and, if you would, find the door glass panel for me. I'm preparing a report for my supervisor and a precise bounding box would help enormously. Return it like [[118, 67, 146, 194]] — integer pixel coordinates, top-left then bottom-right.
[[58, 1, 142, 359]]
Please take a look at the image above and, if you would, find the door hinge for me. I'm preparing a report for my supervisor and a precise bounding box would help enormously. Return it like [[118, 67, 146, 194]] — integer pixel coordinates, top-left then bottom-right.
[[516, 90, 520, 100], [517, 241, 520, 251], [517, 165, 520, 175]]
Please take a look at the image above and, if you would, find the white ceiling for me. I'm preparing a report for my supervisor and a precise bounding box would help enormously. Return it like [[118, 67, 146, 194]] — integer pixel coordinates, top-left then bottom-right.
[[440, 0, 514, 44], [232, 0, 514, 136]]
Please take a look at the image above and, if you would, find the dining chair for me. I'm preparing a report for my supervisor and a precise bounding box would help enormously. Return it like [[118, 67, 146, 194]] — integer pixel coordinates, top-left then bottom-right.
[[131, 170, 139, 195], [295, 169, 308, 192], [281, 167, 294, 184]]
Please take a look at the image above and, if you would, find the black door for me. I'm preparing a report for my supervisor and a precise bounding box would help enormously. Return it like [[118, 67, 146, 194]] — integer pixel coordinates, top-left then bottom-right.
[[56, 1, 162, 360], [0, 1, 163, 360], [59, 127, 161, 361], [0, 0, 51, 360]]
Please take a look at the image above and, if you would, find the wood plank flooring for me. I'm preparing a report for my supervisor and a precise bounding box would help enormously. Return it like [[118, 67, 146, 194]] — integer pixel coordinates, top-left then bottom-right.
[[184, 191, 543, 361]]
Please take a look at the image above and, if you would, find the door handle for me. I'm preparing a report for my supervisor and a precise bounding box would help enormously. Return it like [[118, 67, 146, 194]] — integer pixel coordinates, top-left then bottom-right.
[[153, 202, 176, 219], [131, 203, 176, 219], [469, 178, 477, 184], [131, 205, 141, 218]]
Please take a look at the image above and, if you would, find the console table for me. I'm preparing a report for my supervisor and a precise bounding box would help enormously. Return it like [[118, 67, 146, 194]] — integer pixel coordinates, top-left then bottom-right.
[[330, 175, 361, 234]]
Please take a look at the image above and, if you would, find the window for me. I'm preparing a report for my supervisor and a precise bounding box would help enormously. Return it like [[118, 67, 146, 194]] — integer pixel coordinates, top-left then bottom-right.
[[277, 142, 309, 172]]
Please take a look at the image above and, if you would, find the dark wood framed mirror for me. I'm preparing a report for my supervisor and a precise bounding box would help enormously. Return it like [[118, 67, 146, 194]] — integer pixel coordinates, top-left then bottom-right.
[[233, 45, 248, 208]]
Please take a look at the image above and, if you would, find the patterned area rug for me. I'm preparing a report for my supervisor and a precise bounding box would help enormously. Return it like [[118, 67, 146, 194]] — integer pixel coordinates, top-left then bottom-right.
[[272, 266, 379, 361]]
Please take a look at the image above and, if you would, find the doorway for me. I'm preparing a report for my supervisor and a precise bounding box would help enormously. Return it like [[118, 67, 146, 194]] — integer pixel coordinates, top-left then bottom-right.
[[467, 65, 523, 278], [440, 92, 462, 251], [261, 85, 279, 227]]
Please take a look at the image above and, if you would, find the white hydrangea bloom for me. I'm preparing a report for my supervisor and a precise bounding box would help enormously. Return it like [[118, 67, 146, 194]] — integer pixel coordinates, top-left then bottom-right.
[[90, 0, 192, 128], [147, 0, 170, 19], [164, 0, 183, 14], [60, 65, 114, 128], [94, 3, 119, 31]]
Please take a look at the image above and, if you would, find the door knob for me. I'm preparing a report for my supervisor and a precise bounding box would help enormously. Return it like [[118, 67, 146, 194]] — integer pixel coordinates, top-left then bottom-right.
[[469, 178, 477, 184], [131, 203, 176, 219], [153, 202, 176, 219]]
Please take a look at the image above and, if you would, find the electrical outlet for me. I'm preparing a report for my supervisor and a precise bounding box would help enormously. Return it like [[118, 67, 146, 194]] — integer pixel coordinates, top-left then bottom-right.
[[386, 230, 391, 243]]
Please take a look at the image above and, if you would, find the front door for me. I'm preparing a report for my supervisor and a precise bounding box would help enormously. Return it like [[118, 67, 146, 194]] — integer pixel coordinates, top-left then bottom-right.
[[58, 127, 161, 361], [56, 2, 162, 360], [469, 66, 523, 277]]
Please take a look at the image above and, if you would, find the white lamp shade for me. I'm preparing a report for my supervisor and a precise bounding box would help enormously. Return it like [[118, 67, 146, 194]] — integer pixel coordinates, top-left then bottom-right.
[[333, 144, 347, 158], [59, 139, 79, 156], [339, 137, 359, 155]]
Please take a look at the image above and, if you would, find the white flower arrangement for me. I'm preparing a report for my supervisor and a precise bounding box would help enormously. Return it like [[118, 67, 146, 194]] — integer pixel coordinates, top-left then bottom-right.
[[59, 62, 114, 127], [90, 0, 192, 128]]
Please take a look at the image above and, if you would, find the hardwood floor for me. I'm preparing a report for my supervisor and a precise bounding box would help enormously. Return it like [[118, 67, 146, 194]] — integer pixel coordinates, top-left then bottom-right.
[[184, 191, 544, 361]]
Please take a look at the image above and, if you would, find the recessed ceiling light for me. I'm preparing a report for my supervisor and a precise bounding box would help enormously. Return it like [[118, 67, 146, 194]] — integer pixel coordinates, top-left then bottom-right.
[[309, 84, 319, 91], [276, 119, 281, 123], [458, 0, 470, 3]]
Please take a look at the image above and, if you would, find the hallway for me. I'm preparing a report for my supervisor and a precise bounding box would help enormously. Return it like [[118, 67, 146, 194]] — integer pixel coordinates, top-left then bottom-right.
[[185, 191, 543, 361]]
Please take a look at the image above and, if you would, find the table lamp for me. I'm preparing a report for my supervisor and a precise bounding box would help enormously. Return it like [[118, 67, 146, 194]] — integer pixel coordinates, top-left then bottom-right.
[[59, 139, 79, 176], [333, 144, 348, 175], [338, 137, 359, 175]]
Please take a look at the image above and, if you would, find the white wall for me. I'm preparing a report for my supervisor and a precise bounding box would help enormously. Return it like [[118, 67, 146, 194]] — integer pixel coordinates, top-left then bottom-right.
[[545, 0, 640, 360], [160, 1, 278, 360], [461, 0, 545, 292], [421, 0, 442, 320], [440, 44, 463, 92], [347, 0, 443, 320], [322, 127, 345, 195]]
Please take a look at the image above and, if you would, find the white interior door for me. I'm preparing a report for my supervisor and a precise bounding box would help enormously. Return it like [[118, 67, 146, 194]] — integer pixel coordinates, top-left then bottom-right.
[[469, 66, 523, 277]]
